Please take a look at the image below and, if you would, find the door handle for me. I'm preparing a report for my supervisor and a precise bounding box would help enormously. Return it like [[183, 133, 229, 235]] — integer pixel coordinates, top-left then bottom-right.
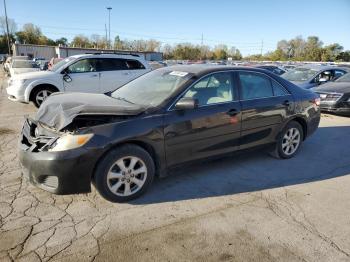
[[226, 108, 239, 116], [90, 74, 99, 77], [282, 100, 290, 106]]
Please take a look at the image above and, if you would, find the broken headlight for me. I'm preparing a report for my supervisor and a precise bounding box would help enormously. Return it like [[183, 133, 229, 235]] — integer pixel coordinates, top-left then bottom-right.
[[49, 134, 94, 152]]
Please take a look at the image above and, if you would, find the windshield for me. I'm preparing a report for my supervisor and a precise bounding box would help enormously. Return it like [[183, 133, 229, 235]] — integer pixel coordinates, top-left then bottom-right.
[[50, 57, 75, 72], [282, 68, 318, 81], [110, 68, 194, 108], [12, 60, 38, 68], [335, 73, 350, 82]]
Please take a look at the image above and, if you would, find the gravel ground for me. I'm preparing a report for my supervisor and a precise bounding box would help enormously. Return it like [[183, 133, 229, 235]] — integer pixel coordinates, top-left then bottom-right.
[[0, 69, 350, 262]]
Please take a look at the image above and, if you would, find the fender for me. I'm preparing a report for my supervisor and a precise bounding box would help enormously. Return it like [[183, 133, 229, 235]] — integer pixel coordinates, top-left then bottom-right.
[[24, 78, 64, 102]]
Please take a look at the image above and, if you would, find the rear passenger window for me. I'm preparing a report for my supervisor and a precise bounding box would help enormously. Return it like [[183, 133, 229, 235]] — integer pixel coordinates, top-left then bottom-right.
[[97, 58, 127, 71], [272, 80, 288, 96], [239, 72, 273, 99], [125, 60, 145, 70]]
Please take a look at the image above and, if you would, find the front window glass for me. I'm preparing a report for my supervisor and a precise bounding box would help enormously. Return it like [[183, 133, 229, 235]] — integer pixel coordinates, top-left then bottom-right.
[[110, 68, 194, 108], [67, 59, 97, 73], [183, 72, 234, 106], [282, 68, 318, 81], [51, 57, 74, 72], [239, 72, 273, 99]]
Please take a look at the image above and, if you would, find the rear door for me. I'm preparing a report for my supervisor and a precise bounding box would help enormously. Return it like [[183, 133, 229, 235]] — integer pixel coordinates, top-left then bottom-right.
[[98, 58, 149, 93], [164, 71, 242, 167], [124, 59, 149, 80], [97, 58, 128, 93], [237, 71, 294, 149], [63, 58, 100, 93]]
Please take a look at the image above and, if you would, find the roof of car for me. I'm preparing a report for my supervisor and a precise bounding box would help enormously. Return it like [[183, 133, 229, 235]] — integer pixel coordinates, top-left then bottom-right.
[[70, 53, 145, 60], [163, 65, 274, 76]]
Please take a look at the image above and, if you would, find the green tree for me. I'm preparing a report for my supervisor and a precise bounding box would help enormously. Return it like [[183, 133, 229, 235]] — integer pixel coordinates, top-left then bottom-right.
[[336, 51, 350, 62], [71, 35, 92, 48], [15, 23, 44, 44], [55, 37, 68, 46], [304, 36, 323, 61], [321, 43, 343, 61]]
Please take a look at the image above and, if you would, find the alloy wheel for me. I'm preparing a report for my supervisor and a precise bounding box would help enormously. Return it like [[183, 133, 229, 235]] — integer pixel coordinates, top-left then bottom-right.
[[282, 127, 301, 156], [36, 89, 52, 105], [107, 156, 147, 196]]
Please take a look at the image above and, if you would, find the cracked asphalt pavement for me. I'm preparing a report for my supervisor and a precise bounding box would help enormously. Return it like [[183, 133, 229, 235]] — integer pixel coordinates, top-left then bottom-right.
[[0, 69, 350, 262]]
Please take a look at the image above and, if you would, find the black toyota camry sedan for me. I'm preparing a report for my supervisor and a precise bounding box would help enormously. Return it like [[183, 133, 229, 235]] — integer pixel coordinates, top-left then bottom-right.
[[19, 65, 321, 202]]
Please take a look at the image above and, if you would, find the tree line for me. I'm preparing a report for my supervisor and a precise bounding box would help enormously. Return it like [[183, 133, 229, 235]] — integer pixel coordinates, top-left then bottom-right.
[[1, 18, 349, 62]]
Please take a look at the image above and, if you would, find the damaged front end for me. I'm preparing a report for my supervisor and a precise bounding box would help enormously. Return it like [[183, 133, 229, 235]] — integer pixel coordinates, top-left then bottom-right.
[[21, 114, 131, 153], [21, 118, 61, 152]]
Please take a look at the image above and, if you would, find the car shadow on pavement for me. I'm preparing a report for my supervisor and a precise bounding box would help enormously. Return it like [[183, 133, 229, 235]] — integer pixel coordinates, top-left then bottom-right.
[[131, 126, 350, 205]]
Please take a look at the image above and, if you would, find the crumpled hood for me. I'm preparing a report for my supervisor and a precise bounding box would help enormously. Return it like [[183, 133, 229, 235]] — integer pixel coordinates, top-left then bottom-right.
[[312, 82, 350, 93], [35, 92, 144, 131]]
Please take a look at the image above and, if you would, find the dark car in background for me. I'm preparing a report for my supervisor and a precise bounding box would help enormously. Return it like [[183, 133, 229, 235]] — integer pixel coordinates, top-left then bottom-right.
[[281, 65, 348, 89], [313, 73, 350, 116], [255, 65, 286, 75], [19, 65, 320, 202]]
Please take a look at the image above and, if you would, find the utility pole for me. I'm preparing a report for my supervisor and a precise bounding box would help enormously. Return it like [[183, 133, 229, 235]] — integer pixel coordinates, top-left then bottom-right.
[[3, 0, 11, 55], [105, 23, 108, 49], [260, 39, 264, 57], [107, 7, 112, 49], [200, 33, 204, 60]]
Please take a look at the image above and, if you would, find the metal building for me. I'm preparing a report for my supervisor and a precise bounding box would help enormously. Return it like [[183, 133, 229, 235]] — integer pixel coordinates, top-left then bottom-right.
[[12, 44, 163, 61]]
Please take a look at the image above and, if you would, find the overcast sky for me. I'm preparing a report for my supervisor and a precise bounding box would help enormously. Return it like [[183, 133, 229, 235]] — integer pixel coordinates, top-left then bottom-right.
[[2, 0, 350, 55]]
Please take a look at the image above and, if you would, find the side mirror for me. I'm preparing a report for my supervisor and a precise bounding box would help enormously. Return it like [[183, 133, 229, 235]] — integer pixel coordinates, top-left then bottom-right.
[[175, 97, 198, 110], [63, 74, 72, 83], [318, 78, 328, 84]]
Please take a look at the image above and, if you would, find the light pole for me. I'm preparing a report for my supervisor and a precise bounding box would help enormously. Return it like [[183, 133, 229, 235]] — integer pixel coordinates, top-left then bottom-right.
[[3, 0, 11, 55], [106, 7, 112, 49]]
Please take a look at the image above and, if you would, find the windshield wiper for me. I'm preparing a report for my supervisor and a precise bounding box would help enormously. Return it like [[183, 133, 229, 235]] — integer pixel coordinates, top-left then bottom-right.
[[114, 96, 135, 105]]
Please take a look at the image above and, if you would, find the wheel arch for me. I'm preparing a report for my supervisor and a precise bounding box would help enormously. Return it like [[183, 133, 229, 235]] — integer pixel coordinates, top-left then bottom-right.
[[29, 84, 60, 102], [289, 116, 308, 140], [92, 140, 161, 180]]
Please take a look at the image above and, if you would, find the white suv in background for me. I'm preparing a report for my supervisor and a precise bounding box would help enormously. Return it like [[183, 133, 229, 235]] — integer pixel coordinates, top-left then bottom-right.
[[6, 53, 151, 107]]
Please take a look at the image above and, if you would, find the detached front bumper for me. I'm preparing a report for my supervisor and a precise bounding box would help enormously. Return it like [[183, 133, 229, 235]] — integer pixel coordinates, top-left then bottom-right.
[[19, 120, 101, 194]]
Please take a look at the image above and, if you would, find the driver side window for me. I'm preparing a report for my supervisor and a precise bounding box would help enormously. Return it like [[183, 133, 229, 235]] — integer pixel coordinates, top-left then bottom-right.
[[67, 59, 97, 73], [183, 72, 234, 106]]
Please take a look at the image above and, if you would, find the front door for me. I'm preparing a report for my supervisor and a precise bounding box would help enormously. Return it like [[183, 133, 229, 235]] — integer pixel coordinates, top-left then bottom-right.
[[63, 58, 100, 93], [164, 71, 242, 167]]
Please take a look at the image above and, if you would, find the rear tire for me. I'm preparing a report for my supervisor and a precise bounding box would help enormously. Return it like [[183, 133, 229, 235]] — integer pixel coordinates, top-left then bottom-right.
[[93, 144, 155, 202], [270, 121, 303, 159], [31, 86, 56, 108]]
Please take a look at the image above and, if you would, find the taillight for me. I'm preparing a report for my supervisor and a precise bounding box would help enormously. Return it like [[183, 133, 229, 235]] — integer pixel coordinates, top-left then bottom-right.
[[313, 97, 321, 106]]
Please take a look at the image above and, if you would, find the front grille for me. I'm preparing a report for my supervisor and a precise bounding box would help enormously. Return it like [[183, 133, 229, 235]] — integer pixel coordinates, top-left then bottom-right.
[[42, 176, 59, 189], [317, 92, 343, 102]]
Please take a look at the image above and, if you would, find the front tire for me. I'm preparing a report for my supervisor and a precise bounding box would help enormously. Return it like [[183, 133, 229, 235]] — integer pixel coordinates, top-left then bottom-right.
[[94, 144, 155, 202], [32, 87, 56, 108], [271, 121, 303, 159]]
